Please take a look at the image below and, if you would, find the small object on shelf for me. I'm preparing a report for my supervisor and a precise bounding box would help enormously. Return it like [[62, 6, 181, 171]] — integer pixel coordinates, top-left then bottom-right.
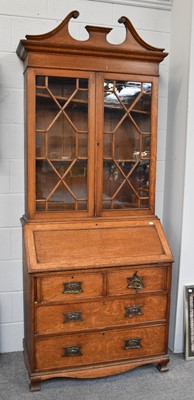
[[50, 151, 59, 159]]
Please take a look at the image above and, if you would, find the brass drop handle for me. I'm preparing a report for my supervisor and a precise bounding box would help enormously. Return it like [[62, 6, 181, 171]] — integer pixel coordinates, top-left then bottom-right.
[[64, 311, 83, 323], [63, 345, 82, 357], [63, 281, 83, 294], [125, 305, 142, 318], [127, 272, 144, 293], [124, 338, 142, 350]]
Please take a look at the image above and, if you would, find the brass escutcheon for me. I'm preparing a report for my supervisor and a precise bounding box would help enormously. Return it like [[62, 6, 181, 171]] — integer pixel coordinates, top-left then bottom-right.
[[127, 272, 144, 292], [63, 281, 83, 294], [124, 338, 142, 350], [125, 305, 143, 318], [63, 346, 82, 357], [64, 311, 83, 323]]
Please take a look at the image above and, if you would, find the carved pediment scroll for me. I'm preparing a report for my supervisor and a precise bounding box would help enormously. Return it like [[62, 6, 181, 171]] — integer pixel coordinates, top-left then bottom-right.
[[17, 10, 168, 63]]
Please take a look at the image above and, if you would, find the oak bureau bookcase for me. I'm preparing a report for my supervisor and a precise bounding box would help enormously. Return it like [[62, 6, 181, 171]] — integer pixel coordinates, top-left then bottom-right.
[[17, 10, 173, 391]]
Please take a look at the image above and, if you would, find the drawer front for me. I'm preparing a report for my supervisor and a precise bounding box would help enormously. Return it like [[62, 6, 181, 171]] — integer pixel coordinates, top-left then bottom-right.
[[35, 324, 167, 371], [35, 295, 167, 334], [107, 266, 167, 296], [39, 272, 103, 302]]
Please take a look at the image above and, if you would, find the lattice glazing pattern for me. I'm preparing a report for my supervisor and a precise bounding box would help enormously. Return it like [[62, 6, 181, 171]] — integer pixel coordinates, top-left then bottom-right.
[[35, 76, 88, 211], [103, 80, 152, 210]]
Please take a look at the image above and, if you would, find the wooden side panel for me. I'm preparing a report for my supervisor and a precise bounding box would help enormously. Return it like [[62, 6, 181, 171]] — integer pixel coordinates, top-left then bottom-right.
[[22, 231, 35, 372]]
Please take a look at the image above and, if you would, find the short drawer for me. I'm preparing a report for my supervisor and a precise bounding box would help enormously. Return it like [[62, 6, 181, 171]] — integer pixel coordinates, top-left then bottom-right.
[[107, 266, 167, 296], [35, 295, 167, 334], [35, 324, 167, 371], [39, 272, 103, 303]]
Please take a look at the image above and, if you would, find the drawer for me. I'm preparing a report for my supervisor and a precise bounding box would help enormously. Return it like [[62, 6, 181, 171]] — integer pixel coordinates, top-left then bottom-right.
[[35, 324, 167, 371], [35, 295, 167, 334], [107, 266, 167, 296], [39, 272, 103, 302]]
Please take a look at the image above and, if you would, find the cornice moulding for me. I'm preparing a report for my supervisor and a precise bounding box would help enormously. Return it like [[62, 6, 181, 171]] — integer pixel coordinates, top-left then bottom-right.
[[16, 10, 168, 64], [88, 0, 173, 11]]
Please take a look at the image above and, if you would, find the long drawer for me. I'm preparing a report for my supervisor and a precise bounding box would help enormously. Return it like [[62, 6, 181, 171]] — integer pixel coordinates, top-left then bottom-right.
[[35, 295, 167, 334], [35, 324, 167, 371]]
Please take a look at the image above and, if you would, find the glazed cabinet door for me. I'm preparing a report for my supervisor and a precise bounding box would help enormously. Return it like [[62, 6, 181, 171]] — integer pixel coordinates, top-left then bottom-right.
[[26, 69, 95, 218], [26, 69, 158, 219], [96, 73, 158, 217]]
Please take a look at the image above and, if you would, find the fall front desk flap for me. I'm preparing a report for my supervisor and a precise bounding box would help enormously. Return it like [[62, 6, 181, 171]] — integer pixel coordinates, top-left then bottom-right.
[[23, 218, 173, 272]]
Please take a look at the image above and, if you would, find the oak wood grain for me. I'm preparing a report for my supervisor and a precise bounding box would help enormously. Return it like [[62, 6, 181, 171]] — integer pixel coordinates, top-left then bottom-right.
[[17, 11, 172, 390]]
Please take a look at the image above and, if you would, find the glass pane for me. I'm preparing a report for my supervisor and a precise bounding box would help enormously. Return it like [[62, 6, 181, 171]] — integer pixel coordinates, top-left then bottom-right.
[[142, 135, 151, 156], [48, 182, 75, 211], [103, 161, 123, 199], [36, 75, 46, 87], [132, 93, 151, 113], [104, 133, 112, 158], [140, 198, 149, 209], [104, 81, 122, 109], [65, 160, 87, 199], [36, 160, 59, 200], [143, 82, 152, 93], [113, 183, 138, 209], [65, 94, 88, 132], [36, 160, 87, 211], [48, 113, 76, 160], [36, 90, 60, 131], [70, 88, 88, 110], [48, 77, 76, 107], [104, 108, 125, 133], [131, 112, 151, 133], [102, 182, 138, 210], [130, 161, 150, 195], [35, 75, 89, 212], [104, 80, 141, 109], [102, 200, 112, 209], [119, 161, 135, 176], [114, 119, 140, 160], [47, 77, 88, 106], [36, 132, 46, 158], [78, 133, 88, 158], [103, 79, 152, 211], [116, 81, 141, 107], [52, 161, 71, 177]]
